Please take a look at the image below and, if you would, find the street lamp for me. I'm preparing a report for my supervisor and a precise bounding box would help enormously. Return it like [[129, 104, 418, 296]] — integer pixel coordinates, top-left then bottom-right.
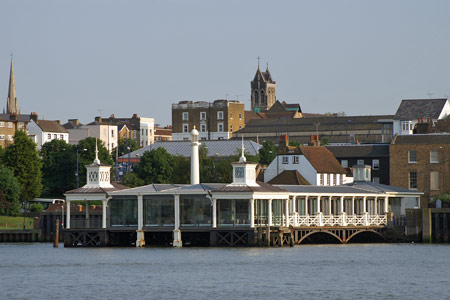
[[76, 148, 87, 188]]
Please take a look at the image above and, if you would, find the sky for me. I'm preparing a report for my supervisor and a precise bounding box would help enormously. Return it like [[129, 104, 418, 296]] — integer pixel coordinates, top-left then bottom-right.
[[1, 0, 450, 126]]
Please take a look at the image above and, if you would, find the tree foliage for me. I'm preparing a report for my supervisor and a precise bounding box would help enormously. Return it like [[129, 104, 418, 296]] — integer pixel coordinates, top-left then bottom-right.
[[113, 138, 139, 157], [122, 172, 144, 188], [259, 141, 277, 165], [134, 147, 175, 184], [40, 139, 77, 196], [172, 155, 190, 184], [0, 165, 21, 216], [4, 130, 42, 201]]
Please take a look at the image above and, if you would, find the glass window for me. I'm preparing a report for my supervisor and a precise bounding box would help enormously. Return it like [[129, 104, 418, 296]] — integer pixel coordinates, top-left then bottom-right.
[[218, 199, 233, 225], [409, 171, 417, 189], [0, 122, 4, 127], [47, 134, 51, 140], [144, 197, 174, 226], [0, 135, 4, 140], [7, 122, 12, 128], [230, 112, 233, 119], [110, 198, 138, 226], [60, 134, 64, 140], [372, 159, 379, 170], [327, 174, 330, 186], [200, 124, 206, 132], [183, 124, 189, 133], [357, 159, 364, 165], [182, 112, 189, 121], [409, 150, 417, 163], [239, 113, 242, 120], [200, 112, 206, 120], [372, 177, 380, 183], [320, 174, 324, 185], [430, 171, 439, 190], [217, 123, 223, 132], [341, 160, 348, 168], [332, 174, 336, 185], [430, 150, 439, 163], [217, 111, 223, 120], [293, 156, 299, 164], [282, 156, 288, 164], [230, 125, 233, 132]]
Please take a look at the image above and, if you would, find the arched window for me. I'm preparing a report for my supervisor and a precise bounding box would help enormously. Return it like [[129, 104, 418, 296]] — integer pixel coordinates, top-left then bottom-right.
[[253, 90, 259, 104], [260, 90, 265, 104]]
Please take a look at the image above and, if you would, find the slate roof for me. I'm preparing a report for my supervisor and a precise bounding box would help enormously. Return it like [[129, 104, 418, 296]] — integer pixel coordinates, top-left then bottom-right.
[[65, 182, 129, 194], [394, 98, 448, 120], [0, 113, 32, 122], [268, 170, 310, 185], [120, 140, 261, 159], [36, 120, 68, 133], [236, 115, 394, 134], [326, 144, 389, 158], [212, 181, 288, 193], [392, 133, 450, 145]]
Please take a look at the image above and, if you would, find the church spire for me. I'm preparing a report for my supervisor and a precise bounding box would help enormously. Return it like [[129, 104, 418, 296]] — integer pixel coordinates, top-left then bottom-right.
[[7, 56, 18, 114]]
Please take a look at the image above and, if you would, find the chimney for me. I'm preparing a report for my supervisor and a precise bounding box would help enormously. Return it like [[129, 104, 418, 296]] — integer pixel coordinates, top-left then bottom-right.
[[30, 112, 38, 122], [69, 119, 80, 126], [279, 134, 289, 147], [95, 116, 102, 123], [132, 113, 138, 119], [56, 120, 61, 125], [308, 135, 321, 147]]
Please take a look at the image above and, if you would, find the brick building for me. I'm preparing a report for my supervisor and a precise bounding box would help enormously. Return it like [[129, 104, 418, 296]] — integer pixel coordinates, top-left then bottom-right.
[[390, 134, 450, 208], [172, 99, 245, 141]]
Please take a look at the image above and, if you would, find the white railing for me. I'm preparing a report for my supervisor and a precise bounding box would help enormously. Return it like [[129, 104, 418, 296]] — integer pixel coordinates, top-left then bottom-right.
[[260, 213, 388, 227], [367, 214, 387, 226]]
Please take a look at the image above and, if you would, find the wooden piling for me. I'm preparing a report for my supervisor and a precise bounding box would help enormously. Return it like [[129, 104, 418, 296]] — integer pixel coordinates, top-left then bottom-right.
[[257, 227, 262, 247], [265, 226, 270, 247], [54, 218, 59, 248]]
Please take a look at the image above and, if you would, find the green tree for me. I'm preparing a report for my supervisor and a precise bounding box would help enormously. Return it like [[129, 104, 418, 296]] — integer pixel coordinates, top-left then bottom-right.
[[0, 165, 21, 216], [4, 130, 42, 201], [113, 138, 139, 157], [320, 136, 330, 145], [199, 146, 215, 183], [214, 158, 232, 183], [122, 172, 145, 187], [40, 139, 76, 196], [259, 141, 277, 165], [172, 155, 190, 184], [135, 147, 174, 184], [76, 137, 114, 187]]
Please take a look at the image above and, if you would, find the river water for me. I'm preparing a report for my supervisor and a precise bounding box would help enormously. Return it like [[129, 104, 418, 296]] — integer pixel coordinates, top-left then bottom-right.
[[0, 243, 449, 300]]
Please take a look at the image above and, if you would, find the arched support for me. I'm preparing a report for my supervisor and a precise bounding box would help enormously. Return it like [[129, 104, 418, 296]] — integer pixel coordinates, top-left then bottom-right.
[[297, 230, 344, 244], [345, 229, 386, 243]]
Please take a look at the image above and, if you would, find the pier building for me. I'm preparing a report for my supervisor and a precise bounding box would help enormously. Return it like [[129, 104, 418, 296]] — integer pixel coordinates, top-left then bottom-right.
[[63, 130, 423, 247]]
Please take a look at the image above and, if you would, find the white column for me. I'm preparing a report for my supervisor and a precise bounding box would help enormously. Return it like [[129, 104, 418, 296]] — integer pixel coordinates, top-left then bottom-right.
[[351, 196, 355, 215], [136, 195, 145, 247], [328, 197, 332, 215], [317, 196, 323, 226], [384, 196, 389, 214], [340, 196, 344, 214], [292, 197, 296, 214], [173, 195, 182, 247], [317, 196, 321, 214], [374, 197, 378, 215], [285, 198, 289, 227], [305, 196, 309, 215], [66, 200, 71, 229], [363, 196, 367, 213], [191, 130, 200, 185], [212, 198, 217, 228], [250, 198, 255, 228], [102, 198, 107, 229], [268, 199, 273, 226]]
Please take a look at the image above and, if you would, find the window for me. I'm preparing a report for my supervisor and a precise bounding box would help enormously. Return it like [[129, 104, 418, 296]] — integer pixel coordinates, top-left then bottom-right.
[[217, 111, 223, 120], [282, 156, 288, 164], [8, 135, 13, 141], [430, 150, 439, 163], [293, 156, 299, 164], [133, 131, 137, 138], [200, 124, 206, 133], [430, 171, 439, 190], [141, 129, 144, 135], [239, 125, 242, 129], [7, 122, 12, 128], [0, 135, 4, 140], [409, 150, 417, 163], [409, 171, 417, 189], [47, 134, 51, 140], [200, 112, 206, 120], [341, 160, 348, 168], [59, 134, 64, 140], [230, 112, 233, 119], [53, 134, 57, 139], [357, 159, 364, 165], [239, 113, 242, 120], [372, 159, 379, 170], [111, 130, 115, 137], [182, 112, 189, 121], [0, 122, 4, 127], [230, 125, 233, 132], [183, 124, 189, 133], [320, 174, 324, 185], [327, 174, 330, 186], [372, 177, 380, 183], [340, 175, 344, 185], [332, 174, 336, 185], [18, 122, 24, 128], [217, 123, 223, 132]]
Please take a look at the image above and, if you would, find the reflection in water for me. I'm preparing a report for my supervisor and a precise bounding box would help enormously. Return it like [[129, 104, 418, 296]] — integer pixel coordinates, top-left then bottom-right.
[[1, 243, 450, 300]]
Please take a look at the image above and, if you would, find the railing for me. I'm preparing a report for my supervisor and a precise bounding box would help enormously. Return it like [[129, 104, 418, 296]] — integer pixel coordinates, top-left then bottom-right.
[[255, 213, 388, 227]]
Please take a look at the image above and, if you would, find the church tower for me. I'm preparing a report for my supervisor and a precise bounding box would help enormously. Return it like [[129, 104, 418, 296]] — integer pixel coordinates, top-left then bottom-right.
[[250, 63, 276, 112], [6, 57, 18, 114]]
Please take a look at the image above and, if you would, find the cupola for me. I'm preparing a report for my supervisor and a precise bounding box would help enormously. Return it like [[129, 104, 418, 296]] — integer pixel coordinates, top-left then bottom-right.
[[352, 164, 371, 182]]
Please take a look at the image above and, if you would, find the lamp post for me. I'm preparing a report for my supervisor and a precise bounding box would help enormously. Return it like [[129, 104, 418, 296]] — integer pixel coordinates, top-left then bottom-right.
[[76, 148, 87, 188]]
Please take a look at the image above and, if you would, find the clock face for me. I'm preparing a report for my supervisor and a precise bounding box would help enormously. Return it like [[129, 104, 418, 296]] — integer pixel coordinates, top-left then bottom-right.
[[235, 167, 245, 178]]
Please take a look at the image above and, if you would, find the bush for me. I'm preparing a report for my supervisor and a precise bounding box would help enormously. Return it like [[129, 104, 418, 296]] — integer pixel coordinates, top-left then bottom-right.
[[29, 203, 44, 212]]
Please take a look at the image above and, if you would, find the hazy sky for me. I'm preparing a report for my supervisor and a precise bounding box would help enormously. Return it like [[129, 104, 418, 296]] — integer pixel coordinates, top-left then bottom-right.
[[1, 0, 450, 126]]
